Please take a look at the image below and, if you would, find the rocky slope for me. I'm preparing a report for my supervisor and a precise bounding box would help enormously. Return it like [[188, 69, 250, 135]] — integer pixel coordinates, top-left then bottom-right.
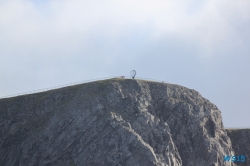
[[226, 129, 250, 166], [0, 78, 237, 166]]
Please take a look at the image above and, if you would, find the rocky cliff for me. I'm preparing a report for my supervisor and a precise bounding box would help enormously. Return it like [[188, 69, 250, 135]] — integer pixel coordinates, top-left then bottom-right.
[[226, 129, 250, 166], [0, 78, 240, 166]]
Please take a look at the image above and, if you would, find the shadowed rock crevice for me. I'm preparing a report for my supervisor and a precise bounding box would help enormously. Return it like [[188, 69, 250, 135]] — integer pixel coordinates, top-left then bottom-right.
[[205, 117, 216, 138], [0, 78, 240, 166]]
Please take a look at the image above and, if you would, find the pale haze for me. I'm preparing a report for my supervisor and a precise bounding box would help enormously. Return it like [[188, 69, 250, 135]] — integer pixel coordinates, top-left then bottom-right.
[[0, 0, 249, 128]]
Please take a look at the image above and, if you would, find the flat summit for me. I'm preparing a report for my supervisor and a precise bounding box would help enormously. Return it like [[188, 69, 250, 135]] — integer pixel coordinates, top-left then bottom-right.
[[0, 78, 248, 166]]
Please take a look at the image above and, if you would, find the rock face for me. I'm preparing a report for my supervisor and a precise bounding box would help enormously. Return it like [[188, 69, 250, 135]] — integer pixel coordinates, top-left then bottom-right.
[[0, 78, 236, 166], [226, 129, 250, 166]]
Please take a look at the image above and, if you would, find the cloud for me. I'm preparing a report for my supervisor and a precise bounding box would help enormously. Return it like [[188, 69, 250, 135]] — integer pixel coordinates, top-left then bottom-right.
[[1, 0, 249, 57], [0, 0, 249, 74]]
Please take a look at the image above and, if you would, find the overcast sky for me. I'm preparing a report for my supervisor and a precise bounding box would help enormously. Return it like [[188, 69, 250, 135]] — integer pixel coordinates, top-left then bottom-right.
[[0, 0, 249, 128]]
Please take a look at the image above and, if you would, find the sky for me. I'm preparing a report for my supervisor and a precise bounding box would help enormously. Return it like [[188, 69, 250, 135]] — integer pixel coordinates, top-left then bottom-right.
[[0, 0, 249, 128]]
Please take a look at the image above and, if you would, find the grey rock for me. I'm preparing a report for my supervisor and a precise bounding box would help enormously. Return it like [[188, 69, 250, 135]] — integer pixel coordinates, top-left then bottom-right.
[[0, 79, 237, 165], [226, 129, 250, 166]]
